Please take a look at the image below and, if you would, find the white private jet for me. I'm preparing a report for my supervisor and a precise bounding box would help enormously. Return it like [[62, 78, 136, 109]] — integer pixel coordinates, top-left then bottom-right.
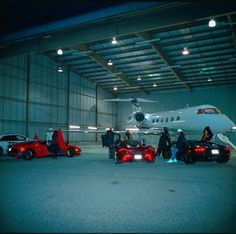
[[103, 97, 236, 149], [64, 97, 236, 149]]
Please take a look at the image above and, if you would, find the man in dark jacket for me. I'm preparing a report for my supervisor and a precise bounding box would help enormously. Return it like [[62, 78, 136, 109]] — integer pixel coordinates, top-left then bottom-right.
[[102, 128, 120, 159], [156, 127, 172, 159]]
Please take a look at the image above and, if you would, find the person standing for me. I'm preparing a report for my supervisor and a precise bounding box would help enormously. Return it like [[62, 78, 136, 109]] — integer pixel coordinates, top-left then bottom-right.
[[167, 129, 187, 163], [124, 130, 132, 140], [156, 127, 172, 159], [46, 128, 53, 145], [200, 126, 213, 142], [51, 130, 59, 160], [34, 133, 39, 142], [106, 128, 116, 159]]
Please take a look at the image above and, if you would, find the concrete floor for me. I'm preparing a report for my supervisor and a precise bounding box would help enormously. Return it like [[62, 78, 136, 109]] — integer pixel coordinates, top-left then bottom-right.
[[0, 145, 236, 233]]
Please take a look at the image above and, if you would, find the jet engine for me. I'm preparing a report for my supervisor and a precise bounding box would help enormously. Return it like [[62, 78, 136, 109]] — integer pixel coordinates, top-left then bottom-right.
[[128, 111, 145, 125]]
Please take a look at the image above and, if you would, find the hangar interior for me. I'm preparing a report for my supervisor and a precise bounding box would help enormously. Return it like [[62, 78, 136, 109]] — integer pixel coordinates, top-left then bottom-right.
[[0, 1, 236, 145]]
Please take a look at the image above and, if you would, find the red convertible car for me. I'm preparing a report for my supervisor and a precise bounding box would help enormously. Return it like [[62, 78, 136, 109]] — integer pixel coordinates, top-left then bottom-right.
[[114, 139, 156, 163], [8, 129, 81, 160]]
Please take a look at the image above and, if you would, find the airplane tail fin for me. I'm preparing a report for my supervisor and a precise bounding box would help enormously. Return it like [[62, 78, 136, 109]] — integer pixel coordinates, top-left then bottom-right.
[[131, 97, 141, 111]]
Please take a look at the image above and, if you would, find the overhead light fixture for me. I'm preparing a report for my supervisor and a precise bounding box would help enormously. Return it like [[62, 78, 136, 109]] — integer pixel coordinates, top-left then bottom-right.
[[113, 86, 118, 91], [207, 78, 212, 82], [208, 19, 216, 27], [88, 126, 97, 130], [182, 47, 189, 55], [137, 75, 142, 81], [107, 60, 113, 66], [111, 37, 117, 45], [153, 82, 157, 87], [69, 125, 80, 129], [58, 66, 63, 72], [57, 49, 63, 55]]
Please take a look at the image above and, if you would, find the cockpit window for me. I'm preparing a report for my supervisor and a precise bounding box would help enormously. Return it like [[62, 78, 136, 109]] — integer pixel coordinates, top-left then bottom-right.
[[196, 109, 204, 114], [203, 108, 220, 114]]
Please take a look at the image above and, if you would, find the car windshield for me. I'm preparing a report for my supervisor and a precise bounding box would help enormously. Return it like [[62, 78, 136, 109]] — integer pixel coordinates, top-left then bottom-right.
[[125, 140, 140, 148]]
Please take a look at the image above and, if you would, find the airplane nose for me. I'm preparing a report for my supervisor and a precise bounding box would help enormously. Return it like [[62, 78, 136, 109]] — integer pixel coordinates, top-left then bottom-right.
[[223, 115, 235, 131]]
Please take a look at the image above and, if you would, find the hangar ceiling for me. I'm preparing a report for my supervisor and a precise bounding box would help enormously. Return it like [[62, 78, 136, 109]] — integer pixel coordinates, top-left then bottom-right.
[[0, 1, 236, 95]]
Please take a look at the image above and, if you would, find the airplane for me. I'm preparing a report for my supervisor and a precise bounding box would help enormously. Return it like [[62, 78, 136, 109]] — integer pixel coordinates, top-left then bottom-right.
[[102, 97, 236, 149], [64, 97, 236, 149]]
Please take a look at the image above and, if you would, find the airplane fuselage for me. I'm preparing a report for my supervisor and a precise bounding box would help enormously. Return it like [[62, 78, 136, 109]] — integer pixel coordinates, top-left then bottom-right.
[[127, 104, 235, 134]]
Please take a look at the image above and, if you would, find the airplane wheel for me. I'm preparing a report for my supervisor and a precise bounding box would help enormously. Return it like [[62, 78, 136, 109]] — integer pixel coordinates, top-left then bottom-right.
[[66, 148, 74, 157], [23, 149, 34, 160]]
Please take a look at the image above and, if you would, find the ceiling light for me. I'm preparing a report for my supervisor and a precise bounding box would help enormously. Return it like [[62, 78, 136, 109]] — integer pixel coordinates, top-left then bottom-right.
[[88, 126, 97, 130], [57, 49, 63, 55], [182, 47, 189, 55], [113, 86, 118, 91], [208, 19, 216, 27], [58, 66, 63, 72], [153, 82, 157, 87], [111, 37, 117, 45], [137, 75, 142, 81], [69, 125, 80, 129], [107, 60, 113, 66], [207, 78, 212, 82]]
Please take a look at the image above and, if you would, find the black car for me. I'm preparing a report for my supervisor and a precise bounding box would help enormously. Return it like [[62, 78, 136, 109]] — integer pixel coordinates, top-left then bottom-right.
[[177, 140, 230, 164]]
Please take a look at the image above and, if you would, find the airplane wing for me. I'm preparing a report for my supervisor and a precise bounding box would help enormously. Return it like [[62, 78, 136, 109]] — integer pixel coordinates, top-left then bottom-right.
[[102, 97, 158, 103]]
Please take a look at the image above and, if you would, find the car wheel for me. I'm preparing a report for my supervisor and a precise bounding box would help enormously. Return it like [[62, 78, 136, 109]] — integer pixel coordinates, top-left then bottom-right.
[[216, 156, 230, 163], [183, 153, 196, 164], [23, 149, 34, 160], [0, 147, 3, 156], [114, 153, 121, 164], [66, 148, 74, 157]]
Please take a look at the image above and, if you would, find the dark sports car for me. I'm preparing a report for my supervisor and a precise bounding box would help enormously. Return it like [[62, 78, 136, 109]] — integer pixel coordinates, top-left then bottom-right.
[[177, 140, 230, 164], [8, 129, 81, 160], [114, 139, 156, 163]]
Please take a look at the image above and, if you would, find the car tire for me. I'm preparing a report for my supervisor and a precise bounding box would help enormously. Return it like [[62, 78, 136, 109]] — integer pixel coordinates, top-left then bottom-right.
[[0, 147, 3, 156], [114, 153, 121, 164], [183, 153, 196, 164], [216, 156, 230, 163], [66, 148, 74, 157], [23, 149, 34, 160]]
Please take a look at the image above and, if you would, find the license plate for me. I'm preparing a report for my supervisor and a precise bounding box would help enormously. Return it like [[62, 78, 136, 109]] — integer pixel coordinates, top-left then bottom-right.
[[211, 149, 219, 155], [134, 154, 142, 160]]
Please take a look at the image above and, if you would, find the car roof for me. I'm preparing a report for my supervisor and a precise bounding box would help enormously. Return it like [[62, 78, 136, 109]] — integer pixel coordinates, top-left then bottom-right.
[[0, 134, 31, 140]]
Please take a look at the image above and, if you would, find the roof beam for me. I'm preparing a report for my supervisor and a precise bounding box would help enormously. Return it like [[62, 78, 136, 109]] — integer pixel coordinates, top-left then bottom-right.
[[74, 44, 148, 95], [1, 2, 236, 59], [227, 14, 236, 52], [136, 32, 192, 91]]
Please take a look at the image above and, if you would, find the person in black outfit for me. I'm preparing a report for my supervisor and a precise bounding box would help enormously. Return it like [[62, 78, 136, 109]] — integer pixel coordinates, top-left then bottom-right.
[[156, 127, 172, 159], [51, 130, 59, 160], [174, 129, 188, 161], [124, 130, 132, 140], [200, 126, 213, 142]]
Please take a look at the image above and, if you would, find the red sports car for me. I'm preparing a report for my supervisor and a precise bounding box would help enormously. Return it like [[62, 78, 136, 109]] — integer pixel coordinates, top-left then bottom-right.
[[114, 139, 156, 163], [8, 129, 81, 160]]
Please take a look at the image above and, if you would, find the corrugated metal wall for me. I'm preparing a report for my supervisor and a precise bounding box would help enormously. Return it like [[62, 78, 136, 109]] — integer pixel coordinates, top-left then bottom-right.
[[117, 85, 236, 145], [0, 55, 116, 144]]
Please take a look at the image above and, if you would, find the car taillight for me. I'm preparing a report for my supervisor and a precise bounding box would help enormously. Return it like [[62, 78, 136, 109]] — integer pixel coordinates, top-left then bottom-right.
[[121, 153, 132, 162], [19, 147, 25, 152], [194, 146, 206, 153], [224, 146, 230, 151], [143, 150, 155, 161]]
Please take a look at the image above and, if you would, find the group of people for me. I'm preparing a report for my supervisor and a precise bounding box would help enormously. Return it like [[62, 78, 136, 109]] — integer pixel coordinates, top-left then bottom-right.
[[102, 128, 133, 159], [156, 126, 213, 163], [33, 128, 60, 159], [46, 128, 60, 160], [103, 125, 214, 162]]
